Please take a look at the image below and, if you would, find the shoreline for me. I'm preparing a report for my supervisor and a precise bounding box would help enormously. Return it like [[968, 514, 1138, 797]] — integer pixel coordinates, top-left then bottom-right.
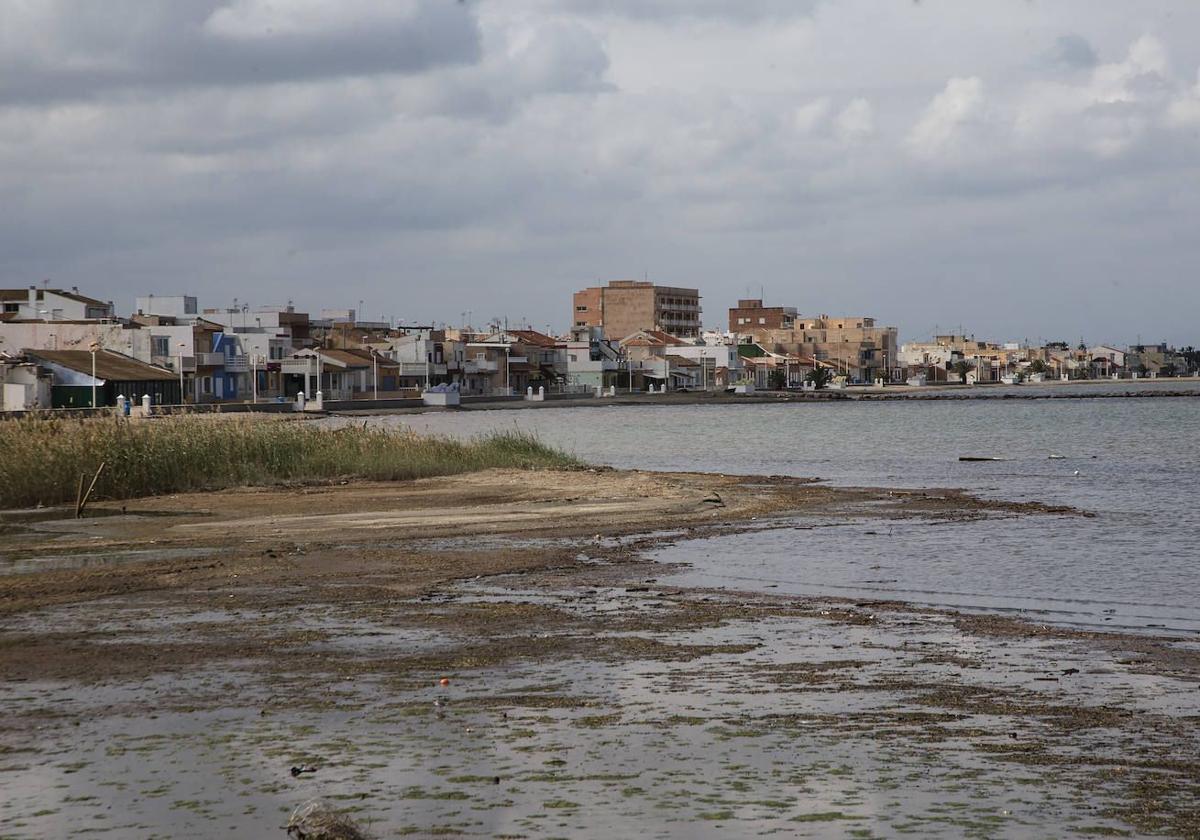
[[330, 378, 1200, 414], [2, 469, 1198, 837], [5, 377, 1197, 422]]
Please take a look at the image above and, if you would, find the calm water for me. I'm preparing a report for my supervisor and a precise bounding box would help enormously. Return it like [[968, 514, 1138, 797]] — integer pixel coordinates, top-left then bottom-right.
[[362, 389, 1200, 635]]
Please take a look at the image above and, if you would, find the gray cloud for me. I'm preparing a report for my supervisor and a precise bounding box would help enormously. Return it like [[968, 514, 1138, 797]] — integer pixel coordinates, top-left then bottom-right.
[[535, 0, 818, 22], [0, 0, 481, 104], [1046, 34, 1098, 70], [2, 1, 1200, 344]]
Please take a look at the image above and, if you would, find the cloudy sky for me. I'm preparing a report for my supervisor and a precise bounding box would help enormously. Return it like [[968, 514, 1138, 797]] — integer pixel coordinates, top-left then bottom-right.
[[2, 1, 1199, 344]]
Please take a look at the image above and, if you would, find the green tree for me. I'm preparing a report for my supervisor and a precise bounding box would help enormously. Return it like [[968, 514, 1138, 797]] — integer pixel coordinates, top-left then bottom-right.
[[768, 369, 786, 390], [1028, 359, 1047, 374], [807, 366, 833, 390], [951, 360, 974, 383]]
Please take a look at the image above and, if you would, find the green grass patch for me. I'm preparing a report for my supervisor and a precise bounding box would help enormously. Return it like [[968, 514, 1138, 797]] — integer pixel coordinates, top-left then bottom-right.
[[791, 811, 863, 822]]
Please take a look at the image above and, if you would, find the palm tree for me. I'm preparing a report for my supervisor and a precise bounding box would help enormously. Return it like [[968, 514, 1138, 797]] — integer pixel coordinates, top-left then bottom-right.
[[807, 365, 833, 390]]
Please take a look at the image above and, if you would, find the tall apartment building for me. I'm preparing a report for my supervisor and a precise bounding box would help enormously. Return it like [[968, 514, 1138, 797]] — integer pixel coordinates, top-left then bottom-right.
[[572, 280, 702, 340]]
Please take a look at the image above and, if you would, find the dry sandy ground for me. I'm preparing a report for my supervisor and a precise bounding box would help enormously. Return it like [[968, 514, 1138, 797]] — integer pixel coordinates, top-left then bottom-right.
[[0, 468, 1070, 618], [1, 469, 1198, 838]]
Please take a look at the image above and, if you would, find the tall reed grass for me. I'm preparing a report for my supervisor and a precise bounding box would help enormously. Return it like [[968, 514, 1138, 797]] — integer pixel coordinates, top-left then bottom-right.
[[0, 416, 578, 509]]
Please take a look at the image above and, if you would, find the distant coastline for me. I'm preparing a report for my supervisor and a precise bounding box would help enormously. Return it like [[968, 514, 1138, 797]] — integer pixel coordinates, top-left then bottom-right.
[[327, 376, 1200, 414]]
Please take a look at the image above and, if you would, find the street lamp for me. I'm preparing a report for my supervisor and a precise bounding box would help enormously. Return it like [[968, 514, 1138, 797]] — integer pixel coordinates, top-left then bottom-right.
[[88, 342, 100, 408], [371, 348, 379, 401], [251, 353, 258, 403], [177, 342, 187, 405]]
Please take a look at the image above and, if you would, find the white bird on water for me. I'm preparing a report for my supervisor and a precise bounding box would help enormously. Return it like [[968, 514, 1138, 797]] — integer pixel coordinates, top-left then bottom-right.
[[1073, 470, 1081, 477]]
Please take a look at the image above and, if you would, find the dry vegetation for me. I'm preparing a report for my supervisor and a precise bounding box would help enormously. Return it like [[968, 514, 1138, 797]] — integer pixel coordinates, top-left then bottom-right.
[[0, 415, 576, 508]]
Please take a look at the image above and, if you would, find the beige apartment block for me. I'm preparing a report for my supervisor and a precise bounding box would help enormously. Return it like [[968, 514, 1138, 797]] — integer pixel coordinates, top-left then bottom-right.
[[732, 305, 899, 383], [572, 280, 702, 340]]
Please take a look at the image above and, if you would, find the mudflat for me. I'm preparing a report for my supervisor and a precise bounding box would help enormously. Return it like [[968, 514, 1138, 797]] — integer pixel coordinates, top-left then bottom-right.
[[2, 468, 1197, 838]]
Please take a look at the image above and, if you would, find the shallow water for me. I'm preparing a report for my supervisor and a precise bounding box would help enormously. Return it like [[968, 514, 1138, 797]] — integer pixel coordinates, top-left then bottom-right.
[[5, 587, 1189, 839], [362, 391, 1200, 634]]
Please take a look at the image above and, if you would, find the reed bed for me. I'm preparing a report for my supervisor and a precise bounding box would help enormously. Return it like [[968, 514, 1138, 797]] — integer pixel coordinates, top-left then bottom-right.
[[0, 415, 578, 509]]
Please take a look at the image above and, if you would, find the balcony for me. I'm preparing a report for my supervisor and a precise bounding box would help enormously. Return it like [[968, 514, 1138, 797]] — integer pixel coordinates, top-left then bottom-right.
[[152, 355, 196, 373], [464, 358, 498, 373], [398, 362, 448, 377], [195, 353, 249, 371]]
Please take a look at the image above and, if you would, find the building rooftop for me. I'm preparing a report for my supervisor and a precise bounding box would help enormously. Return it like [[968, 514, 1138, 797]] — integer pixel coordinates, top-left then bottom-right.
[[0, 288, 110, 307], [27, 349, 177, 381], [508, 329, 560, 347], [312, 349, 372, 368], [620, 329, 692, 347]]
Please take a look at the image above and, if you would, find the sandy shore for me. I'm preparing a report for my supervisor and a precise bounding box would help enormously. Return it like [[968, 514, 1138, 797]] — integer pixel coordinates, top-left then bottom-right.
[[2, 469, 1197, 837]]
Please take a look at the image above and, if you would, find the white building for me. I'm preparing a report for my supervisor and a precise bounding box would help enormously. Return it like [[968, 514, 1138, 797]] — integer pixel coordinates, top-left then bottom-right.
[[135, 295, 198, 319], [563, 326, 621, 391], [663, 332, 744, 390], [0, 355, 51, 411], [1, 287, 115, 321]]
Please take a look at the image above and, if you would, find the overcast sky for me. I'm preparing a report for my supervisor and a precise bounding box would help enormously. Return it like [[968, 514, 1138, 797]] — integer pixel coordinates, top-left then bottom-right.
[[3, 1, 1199, 345]]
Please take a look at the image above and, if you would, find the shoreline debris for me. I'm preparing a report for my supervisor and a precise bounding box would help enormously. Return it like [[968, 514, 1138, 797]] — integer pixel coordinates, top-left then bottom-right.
[[285, 799, 366, 840]]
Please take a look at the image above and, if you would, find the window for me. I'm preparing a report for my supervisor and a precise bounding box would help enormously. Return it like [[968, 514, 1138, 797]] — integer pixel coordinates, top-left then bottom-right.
[[152, 336, 170, 356], [758, 317, 766, 325], [202, 376, 212, 395], [575, 305, 588, 311], [2, 303, 18, 313]]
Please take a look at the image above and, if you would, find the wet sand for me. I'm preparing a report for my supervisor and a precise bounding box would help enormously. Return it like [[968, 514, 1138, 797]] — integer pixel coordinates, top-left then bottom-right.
[[1, 469, 1197, 838]]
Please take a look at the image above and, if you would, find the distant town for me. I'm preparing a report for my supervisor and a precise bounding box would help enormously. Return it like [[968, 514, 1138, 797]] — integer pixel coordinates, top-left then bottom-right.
[[1, 279, 1196, 411]]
